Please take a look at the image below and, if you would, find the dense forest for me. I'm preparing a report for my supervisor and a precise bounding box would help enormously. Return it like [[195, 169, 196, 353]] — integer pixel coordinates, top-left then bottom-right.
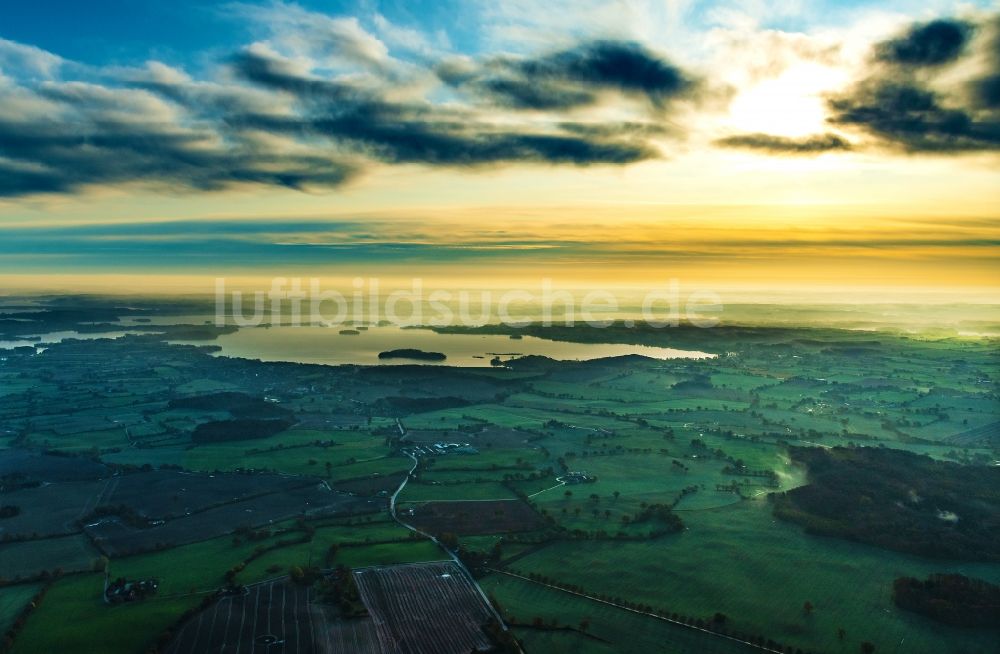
[[770, 446, 1000, 561], [893, 574, 1000, 628], [169, 392, 293, 420], [191, 419, 295, 444]]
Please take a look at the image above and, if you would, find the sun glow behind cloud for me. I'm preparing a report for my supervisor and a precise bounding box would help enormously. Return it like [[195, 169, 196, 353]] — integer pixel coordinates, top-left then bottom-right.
[[726, 62, 848, 137]]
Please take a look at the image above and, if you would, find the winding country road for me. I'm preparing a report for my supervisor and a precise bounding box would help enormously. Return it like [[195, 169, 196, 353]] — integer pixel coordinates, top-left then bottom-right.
[[387, 449, 520, 650]]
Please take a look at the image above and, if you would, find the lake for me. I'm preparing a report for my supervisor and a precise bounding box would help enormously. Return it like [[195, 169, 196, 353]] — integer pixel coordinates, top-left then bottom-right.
[[177, 324, 713, 367], [0, 330, 151, 350]]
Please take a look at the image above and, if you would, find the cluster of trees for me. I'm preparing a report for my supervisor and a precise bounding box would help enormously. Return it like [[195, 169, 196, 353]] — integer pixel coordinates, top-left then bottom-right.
[[314, 564, 368, 618], [893, 574, 1000, 628], [482, 617, 522, 653], [501, 469, 554, 483], [627, 503, 684, 534], [0, 505, 20, 519], [721, 463, 778, 481], [0, 474, 40, 493], [168, 392, 292, 421], [104, 577, 158, 604], [288, 565, 324, 585], [191, 418, 294, 444], [671, 486, 699, 507], [231, 525, 274, 545], [508, 615, 599, 640], [244, 439, 337, 455], [574, 446, 662, 459], [456, 540, 504, 575]]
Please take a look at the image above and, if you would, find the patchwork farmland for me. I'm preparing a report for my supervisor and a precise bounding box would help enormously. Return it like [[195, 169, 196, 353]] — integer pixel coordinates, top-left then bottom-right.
[[1, 305, 997, 654]]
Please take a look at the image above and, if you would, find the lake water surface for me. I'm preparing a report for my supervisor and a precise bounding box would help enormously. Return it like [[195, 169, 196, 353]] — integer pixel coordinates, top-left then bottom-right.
[[1, 320, 713, 365], [181, 324, 713, 367], [0, 330, 150, 350]]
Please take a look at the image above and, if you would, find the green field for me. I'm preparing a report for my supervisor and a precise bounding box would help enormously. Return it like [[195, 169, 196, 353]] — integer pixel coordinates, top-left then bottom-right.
[[9, 574, 198, 654], [0, 584, 42, 633], [507, 500, 1000, 654], [483, 573, 760, 654]]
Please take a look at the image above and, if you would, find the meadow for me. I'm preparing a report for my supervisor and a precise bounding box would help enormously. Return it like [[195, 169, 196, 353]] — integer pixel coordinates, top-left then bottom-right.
[[506, 500, 1000, 654], [0, 306, 996, 653]]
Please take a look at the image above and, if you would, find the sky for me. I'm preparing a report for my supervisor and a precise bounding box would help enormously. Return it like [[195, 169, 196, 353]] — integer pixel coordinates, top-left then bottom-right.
[[0, 0, 998, 295]]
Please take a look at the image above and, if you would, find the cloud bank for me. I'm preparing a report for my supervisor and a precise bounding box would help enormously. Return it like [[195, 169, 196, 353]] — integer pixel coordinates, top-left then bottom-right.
[[828, 15, 1000, 152], [0, 5, 998, 197], [0, 6, 697, 198]]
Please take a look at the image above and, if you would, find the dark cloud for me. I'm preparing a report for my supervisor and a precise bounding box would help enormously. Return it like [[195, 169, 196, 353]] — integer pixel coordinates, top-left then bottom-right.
[[441, 40, 697, 110], [971, 17, 1000, 108], [974, 74, 1000, 108], [0, 38, 677, 197], [0, 161, 69, 196], [876, 19, 972, 66], [0, 50, 368, 197], [829, 83, 1000, 152], [557, 121, 672, 139], [0, 111, 356, 196], [236, 110, 654, 166], [829, 13, 1000, 153], [479, 76, 595, 110], [229, 50, 366, 104], [522, 41, 691, 97], [225, 46, 660, 166], [715, 132, 852, 154]]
